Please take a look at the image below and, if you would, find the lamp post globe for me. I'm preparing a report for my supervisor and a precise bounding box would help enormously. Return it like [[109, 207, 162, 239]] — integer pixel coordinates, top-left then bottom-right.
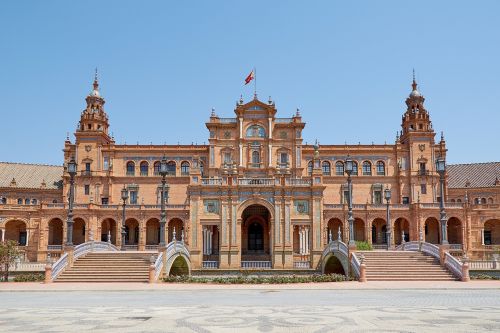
[[384, 187, 392, 249], [121, 186, 129, 250], [435, 157, 448, 244], [344, 155, 355, 247], [65, 158, 77, 247]]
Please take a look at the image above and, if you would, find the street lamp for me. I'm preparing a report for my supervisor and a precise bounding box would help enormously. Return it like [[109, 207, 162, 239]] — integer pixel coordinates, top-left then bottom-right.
[[384, 187, 392, 249], [65, 158, 77, 246], [344, 155, 355, 247], [121, 186, 129, 250], [435, 157, 448, 244], [159, 156, 169, 247]]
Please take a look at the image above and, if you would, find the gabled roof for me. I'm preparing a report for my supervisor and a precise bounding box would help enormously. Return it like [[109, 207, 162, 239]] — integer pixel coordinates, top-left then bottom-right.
[[0, 162, 63, 190], [448, 162, 500, 189]]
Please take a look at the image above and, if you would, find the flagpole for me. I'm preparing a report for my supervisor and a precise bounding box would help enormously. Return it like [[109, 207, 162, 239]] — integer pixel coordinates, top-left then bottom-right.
[[254, 67, 257, 98]]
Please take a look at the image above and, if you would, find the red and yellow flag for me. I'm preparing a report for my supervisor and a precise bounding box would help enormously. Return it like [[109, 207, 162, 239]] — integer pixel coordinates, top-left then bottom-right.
[[245, 70, 255, 85]]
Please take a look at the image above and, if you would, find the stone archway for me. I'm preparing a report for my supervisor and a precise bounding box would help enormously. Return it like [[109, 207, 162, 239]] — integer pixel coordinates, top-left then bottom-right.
[[73, 218, 86, 245], [394, 217, 410, 245], [371, 218, 387, 245], [4, 220, 27, 246], [323, 255, 346, 275], [327, 218, 343, 242], [484, 219, 500, 245], [101, 218, 117, 244], [447, 217, 463, 245], [125, 218, 139, 245], [169, 256, 190, 276], [353, 218, 365, 241], [48, 218, 63, 246], [241, 204, 271, 262], [424, 217, 440, 244], [146, 218, 160, 245], [168, 218, 184, 243]]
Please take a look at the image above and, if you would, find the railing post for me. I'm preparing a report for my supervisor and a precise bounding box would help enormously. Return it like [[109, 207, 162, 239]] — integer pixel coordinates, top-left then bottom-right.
[[439, 244, 450, 266], [44, 263, 52, 284], [359, 263, 367, 282], [64, 245, 75, 267], [461, 261, 470, 282]]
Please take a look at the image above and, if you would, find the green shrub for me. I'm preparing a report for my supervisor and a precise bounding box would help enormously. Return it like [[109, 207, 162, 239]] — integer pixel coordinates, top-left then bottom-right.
[[355, 241, 373, 250], [163, 274, 347, 284], [471, 273, 500, 280], [13, 273, 44, 282]]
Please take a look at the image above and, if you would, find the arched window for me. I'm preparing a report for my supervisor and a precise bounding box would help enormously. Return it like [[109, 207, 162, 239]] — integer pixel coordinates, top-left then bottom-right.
[[335, 161, 344, 176], [488, 198, 494, 204], [252, 151, 260, 165], [140, 161, 148, 176], [307, 161, 313, 176], [167, 161, 176, 176], [450, 199, 455, 203], [352, 161, 358, 175], [362, 161, 372, 176], [322, 161, 331, 175], [0, 197, 6, 204], [126, 161, 135, 176], [153, 161, 161, 175], [31, 198, 37, 205], [17, 198, 22, 205], [199, 162, 205, 177], [474, 198, 480, 204], [457, 199, 462, 203], [376, 161, 385, 176], [181, 162, 190, 175], [25, 198, 30, 205], [246, 125, 266, 138], [52, 199, 58, 204], [481, 198, 487, 204]]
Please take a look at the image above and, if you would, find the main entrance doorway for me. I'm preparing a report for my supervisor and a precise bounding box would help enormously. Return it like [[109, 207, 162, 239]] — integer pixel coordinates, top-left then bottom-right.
[[241, 204, 271, 262]]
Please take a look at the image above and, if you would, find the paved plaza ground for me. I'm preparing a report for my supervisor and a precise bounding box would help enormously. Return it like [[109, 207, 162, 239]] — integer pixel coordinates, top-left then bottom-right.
[[0, 281, 499, 332]]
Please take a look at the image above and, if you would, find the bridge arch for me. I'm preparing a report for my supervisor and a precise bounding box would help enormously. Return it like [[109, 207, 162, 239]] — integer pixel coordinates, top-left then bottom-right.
[[164, 241, 191, 277], [319, 241, 349, 276]]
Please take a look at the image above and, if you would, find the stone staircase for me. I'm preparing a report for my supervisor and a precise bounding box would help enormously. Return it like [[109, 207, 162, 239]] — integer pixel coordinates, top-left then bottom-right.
[[56, 252, 154, 283], [357, 250, 456, 281]]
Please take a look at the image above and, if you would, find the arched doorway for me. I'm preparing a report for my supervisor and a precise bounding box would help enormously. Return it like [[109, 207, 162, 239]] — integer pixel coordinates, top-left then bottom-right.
[[424, 217, 440, 244], [323, 255, 346, 275], [327, 218, 343, 242], [353, 218, 365, 241], [169, 256, 190, 276], [146, 218, 160, 245], [5, 220, 27, 246], [484, 219, 500, 245], [48, 218, 63, 246], [394, 217, 410, 244], [73, 218, 86, 245], [371, 218, 387, 245], [168, 218, 184, 242], [447, 217, 463, 245], [125, 218, 139, 246], [101, 218, 117, 244], [241, 204, 271, 262]]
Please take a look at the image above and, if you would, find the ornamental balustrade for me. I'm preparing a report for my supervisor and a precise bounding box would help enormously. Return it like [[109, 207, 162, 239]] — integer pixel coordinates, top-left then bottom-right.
[[154, 251, 164, 280], [124, 245, 138, 251], [218, 118, 238, 123], [395, 241, 419, 251], [468, 260, 499, 270], [350, 253, 361, 278], [238, 178, 275, 186], [323, 204, 344, 209], [201, 178, 223, 185], [444, 252, 463, 280], [241, 261, 272, 269], [202, 261, 219, 269], [421, 242, 440, 259], [145, 245, 159, 250], [275, 118, 293, 123], [323, 240, 349, 259], [285, 178, 311, 186], [449, 244, 463, 251], [9, 262, 46, 272], [293, 261, 311, 269]]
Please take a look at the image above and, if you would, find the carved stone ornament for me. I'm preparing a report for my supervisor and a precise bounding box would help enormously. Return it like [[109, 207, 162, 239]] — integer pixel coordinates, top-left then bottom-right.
[[418, 144, 425, 152], [224, 131, 231, 139], [85, 145, 92, 152]]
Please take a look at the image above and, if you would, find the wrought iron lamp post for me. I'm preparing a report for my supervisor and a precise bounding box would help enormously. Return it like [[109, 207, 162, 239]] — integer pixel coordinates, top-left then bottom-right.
[[344, 156, 355, 247], [120, 186, 129, 250], [435, 157, 448, 244], [384, 187, 392, 249], [65, 158, 77, 246], [159, 156, 169, 247]]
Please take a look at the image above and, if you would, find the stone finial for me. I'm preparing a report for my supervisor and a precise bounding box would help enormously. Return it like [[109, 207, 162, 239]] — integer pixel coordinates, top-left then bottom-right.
[[10, 178, 16, 187], [107, 230, 111, 243], [338, 226, 342, 241], [40, 179, 46, 189], [268, 96, 272, 104], [494, 177, 500, 186], [173, 227, 176, 242], [210, 107, 216, 117], [328, 229, 332, 243], [296, 108, 301, 117], [239, 94, 244, 105], [465, 179, 471, 187]]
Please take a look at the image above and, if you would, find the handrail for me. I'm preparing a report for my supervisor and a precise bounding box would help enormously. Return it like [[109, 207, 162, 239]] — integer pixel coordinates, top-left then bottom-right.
[[351, 253, 361, 278], [51, 253, 68, 280], [395, 241, 419, 251], [444, 251, 463, 279], [323, 240, 349, 259], [421, 242, 440, 260], [154, 251, 164, 280]]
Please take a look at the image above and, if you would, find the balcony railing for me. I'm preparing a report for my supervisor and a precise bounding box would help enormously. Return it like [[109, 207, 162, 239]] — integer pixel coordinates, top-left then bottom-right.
[[145, 245, 159, 251], [47, 245, 63, 251], [238, 178, 274, 186], [241, 261, 272, 269], [218, 118, 237, 123], [293, 261, 311, 269], [275, 118, 293, 123], [202, 261, 219, 269], [201, 178, 223, 185], [285, 178, 311, 186]]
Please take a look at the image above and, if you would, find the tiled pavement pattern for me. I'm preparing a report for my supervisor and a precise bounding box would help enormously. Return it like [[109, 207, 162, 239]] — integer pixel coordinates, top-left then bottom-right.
[[0, 289, 499, 332]]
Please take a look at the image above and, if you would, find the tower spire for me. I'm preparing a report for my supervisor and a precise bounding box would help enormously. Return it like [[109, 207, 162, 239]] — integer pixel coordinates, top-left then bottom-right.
[[412, 68, 417, 91]]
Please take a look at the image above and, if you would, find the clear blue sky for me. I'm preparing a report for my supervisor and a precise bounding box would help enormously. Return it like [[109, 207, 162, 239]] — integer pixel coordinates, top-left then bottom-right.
[[1, 1, 499, 165]]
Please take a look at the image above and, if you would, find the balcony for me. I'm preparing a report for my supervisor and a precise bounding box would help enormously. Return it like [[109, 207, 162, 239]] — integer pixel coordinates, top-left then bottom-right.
[[80, 170, 93, 176], [201, 178, 223, 185], [285, 178, 311, 186], [238, 178, 274, 186]]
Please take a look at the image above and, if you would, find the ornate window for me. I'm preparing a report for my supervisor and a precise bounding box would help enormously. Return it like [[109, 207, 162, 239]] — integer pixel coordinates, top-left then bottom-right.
[[181, 161, 190, 176], [376, 161, 385, 176], [335, 161, 344, 176], [199, 162, 204, 177], [322, 161, 331, 176], [246, 125, 266, 138], [126, 161, 135, 176], [167, 161, 176, 176], [362, 161, 372, 176], [153, 161, 161, 175], [352, 161, 358, 175], [307, 161, 313, 176], [252, 151, 260, 165], [140, 161, 148, 176], [25, 198, 30, 205], [17, 198, 22, 205]]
